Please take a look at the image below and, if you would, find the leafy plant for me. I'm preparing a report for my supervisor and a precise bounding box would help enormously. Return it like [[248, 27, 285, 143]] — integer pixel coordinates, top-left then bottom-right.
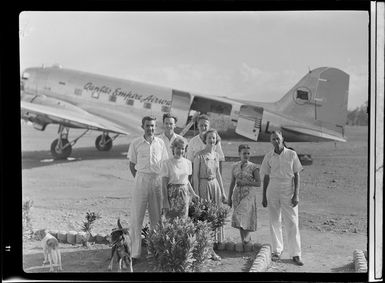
[[22, 199, 34, 240], [141, 222, 150, 246], [190, 220, 213, 267], [146, 216, 213, 272], [188, 198, 230, 232], [80, 211, 101, 238]]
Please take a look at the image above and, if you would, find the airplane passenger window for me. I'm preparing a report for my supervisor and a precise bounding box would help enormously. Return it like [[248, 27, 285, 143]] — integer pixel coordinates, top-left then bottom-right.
[[74, 89, 82, 96], [161, 105, 170, 112], [126, 99, 134, 105], [109, 95, 117, 102], [143, 102, 152, 109], [91, 92, 99, 99]]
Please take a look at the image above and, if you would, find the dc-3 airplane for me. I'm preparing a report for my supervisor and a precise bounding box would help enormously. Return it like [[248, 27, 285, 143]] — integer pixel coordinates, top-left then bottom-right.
[[20, 65, 349, 160]]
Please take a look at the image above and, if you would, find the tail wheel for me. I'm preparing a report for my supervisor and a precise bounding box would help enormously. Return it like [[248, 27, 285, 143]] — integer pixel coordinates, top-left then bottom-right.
[[95, 135, 113, 151], [50, 138, 72, 160]]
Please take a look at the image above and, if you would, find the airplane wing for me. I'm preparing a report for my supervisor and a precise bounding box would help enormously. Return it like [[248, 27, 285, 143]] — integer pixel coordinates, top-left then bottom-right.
[[281, 126, 346, 142], [21, 101, 129, 135]]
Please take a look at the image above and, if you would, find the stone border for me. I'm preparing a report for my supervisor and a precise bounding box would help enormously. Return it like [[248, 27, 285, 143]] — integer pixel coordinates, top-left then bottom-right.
[[33, 229, 271, 272], [33, 229, 149, 246], [353, 249, 368, 272], [35, 229, 266, 253], [33, 229, 110, 245], [249, 244, 272, 272], [214, 241, 261, 253], [215, 241, 272, 272]]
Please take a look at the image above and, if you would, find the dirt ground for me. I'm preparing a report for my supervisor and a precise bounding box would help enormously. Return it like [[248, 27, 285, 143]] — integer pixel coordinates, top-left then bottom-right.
[[21, 123, 368, 273]]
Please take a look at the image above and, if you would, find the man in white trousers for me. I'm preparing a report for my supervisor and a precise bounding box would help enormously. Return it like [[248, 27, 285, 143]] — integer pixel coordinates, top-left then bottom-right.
[[261, 130, 304, 266], [127, 116, 169, 262]]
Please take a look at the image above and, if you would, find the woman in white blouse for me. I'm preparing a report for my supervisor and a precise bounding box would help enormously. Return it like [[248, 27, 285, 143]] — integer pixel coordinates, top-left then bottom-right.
[[160, 137, 199, 219]]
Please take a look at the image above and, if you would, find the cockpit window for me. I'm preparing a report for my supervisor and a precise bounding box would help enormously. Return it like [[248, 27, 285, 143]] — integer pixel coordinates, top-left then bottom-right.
[[21, 72, 30, 80]]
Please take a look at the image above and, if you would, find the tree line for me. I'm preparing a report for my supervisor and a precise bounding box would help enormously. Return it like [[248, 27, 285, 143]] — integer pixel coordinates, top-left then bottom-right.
[[346, 101, 368, 126]]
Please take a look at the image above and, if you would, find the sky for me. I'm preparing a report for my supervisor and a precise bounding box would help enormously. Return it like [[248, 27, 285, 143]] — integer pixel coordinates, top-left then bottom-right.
[[19, 11, 369, 110]]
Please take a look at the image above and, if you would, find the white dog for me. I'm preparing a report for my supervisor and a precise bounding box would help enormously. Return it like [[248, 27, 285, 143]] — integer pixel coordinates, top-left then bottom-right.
[[37, 230, 63, 272]]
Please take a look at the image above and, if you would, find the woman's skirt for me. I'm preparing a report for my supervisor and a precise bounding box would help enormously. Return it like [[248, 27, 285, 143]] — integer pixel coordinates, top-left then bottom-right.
[[166, 183, 191, 219], [199, 178, 225, 243], [231, 185, 258, 231]]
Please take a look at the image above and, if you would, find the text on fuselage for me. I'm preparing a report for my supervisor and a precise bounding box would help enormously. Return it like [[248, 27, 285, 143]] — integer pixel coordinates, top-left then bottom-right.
[[83, 82, 171, 105]]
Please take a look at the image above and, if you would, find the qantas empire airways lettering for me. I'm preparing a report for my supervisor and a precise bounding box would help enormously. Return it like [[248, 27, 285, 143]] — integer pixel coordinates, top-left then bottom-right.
[[83, 82, 171, 105]]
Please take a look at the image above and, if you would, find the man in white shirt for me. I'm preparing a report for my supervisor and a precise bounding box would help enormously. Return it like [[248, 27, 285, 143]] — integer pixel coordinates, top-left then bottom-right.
[[127, 116, 169, 261], [186, 114, 225, 166], [260, 130, 304, 266], [158, 113, 183, 158]]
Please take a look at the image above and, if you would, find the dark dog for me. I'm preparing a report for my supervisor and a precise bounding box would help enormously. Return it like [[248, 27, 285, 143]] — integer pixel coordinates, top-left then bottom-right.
[[108, 219, 133, 272]]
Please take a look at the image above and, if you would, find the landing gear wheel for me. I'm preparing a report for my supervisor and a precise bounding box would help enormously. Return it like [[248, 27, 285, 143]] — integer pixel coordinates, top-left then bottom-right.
[[50, 138, 72, 160], [95, 135, 113, 151]]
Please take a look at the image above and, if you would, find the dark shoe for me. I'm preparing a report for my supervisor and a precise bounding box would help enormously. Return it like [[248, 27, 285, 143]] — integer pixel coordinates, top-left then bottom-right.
[[293, 256, 304, 266], [271, 253, 281, 261]]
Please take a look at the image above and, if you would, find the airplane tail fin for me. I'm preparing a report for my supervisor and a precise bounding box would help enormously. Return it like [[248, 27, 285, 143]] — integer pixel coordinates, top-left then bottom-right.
[[276, 67, 349, 140]]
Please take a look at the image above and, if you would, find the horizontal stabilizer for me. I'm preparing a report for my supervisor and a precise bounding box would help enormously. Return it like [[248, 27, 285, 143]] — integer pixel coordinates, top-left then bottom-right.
[[281, 126, 346, 142]]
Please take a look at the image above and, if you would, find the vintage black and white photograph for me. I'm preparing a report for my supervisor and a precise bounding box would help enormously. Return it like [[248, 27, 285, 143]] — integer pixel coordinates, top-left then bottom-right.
[[15, 9, 377, 278]]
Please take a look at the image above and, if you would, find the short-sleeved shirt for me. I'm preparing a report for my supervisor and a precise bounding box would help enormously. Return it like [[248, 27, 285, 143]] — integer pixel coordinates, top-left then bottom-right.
[[127, 136, 169, 174], [160, 157, 192, 185], [260, 147, 303, 181], [158, 132, 183, 158], [186, 135, 225, 162]]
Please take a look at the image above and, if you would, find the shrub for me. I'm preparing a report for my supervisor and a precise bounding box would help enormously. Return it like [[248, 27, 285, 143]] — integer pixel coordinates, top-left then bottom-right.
[[80, 211, 101, 244], [146, 216, 213, 272], [188, 198, 230, 232], [141, 222, 150, 246], [22, 199, 34, 240]]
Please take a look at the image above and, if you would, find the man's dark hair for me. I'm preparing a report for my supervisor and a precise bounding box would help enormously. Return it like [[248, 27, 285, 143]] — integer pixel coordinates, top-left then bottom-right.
[[238, 144, 251, 153], [162, 113, 178, 123], [142, 116, 157, 126], [271, 130, 295, 151], [197, 114, 210, 122]]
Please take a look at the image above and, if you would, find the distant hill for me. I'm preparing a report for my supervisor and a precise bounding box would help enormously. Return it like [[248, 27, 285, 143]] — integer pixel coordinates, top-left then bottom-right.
[[346, 101, 368, 126]]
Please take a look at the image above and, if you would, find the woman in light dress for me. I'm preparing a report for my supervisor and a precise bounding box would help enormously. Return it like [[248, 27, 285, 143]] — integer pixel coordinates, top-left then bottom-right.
[[192, 129, 227, 260], [228, 144, 261, 244], [192, 129, 227, 206], [160, 137, 198, 219]]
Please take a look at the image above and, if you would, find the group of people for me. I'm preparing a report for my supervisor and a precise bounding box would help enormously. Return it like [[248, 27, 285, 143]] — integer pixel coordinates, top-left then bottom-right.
[[127, 113, 304, 267]]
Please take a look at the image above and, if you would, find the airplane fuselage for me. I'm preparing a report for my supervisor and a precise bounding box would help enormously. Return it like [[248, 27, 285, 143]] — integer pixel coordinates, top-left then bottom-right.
[[21, 66, 348, 143]]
